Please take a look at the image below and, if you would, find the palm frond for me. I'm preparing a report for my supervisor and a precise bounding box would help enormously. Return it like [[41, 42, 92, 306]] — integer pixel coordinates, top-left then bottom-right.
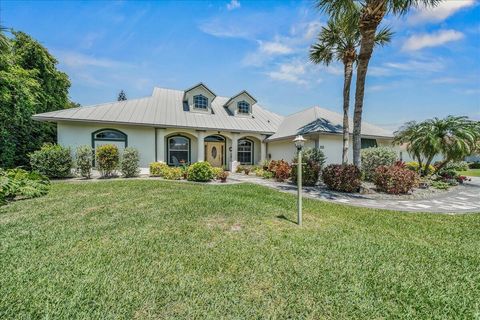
[[374, 26, 393, 47]]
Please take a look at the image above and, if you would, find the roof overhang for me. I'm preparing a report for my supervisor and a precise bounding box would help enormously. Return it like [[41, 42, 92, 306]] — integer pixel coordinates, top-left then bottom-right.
[[266, 130, 394, 142]]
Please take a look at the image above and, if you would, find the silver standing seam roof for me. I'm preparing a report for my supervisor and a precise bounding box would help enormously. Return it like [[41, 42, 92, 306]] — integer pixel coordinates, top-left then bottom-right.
[[33, 87, 284, 134], [32, 86, 393, 139]]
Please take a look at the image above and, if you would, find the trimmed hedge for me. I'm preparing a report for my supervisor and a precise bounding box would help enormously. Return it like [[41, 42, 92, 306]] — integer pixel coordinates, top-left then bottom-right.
[[149, 162, 169, 176], [291, 148, 326, 186], [75, 145, 93, 179], [96, 144, 119, 178], [29, 143, 73, 178], [322, 164, 361, 193], [374, 165, 419, 194], [187, 162, 214, 182], [120, 147, 140, 178]]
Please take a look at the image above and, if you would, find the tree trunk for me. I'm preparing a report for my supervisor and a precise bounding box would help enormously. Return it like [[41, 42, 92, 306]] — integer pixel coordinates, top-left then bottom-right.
[[352, 28, 377, 167], [352, 1, 386, 167], [342, 60, 354, 164]]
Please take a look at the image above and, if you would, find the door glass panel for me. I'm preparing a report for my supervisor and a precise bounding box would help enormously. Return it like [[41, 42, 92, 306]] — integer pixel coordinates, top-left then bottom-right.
[[212, 146, 217, 159]]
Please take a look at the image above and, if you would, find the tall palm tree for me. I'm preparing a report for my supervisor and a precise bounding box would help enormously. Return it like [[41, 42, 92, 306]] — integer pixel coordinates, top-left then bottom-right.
[[394, 116, 480, 175], [316, 0, 441, 167], [309, 11, 391, 164]]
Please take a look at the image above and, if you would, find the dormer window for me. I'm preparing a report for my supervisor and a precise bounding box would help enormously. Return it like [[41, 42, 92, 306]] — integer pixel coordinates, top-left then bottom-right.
[[237, 101, 250, 114], [193, 95, 208, 109]]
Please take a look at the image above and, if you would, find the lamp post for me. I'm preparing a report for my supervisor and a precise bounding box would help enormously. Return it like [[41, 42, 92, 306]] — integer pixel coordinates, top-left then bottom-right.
[[293, 135, 306, 226]]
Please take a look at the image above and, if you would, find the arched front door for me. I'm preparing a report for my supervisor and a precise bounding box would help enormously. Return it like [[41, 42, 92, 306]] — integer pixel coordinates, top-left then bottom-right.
[[204, 135, 225, 167]]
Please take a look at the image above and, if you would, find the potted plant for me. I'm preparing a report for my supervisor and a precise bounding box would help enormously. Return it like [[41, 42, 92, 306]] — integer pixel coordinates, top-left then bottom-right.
[[218, 171, 229, 183]]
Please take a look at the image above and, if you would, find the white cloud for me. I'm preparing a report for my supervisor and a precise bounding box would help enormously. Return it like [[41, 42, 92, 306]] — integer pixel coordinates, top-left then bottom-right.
[[385, 59, 444, 73], [259, 41, 293, 55], [402, 29, 464, 51], [408, 0, 476, 25], [431, 77, 461, 84], [267, 61, 307, 85], [226, 0, 241, 11], [57, 51, 126, 68]]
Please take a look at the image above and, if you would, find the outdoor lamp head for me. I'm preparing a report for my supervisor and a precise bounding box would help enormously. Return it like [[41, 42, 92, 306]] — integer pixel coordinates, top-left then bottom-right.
[[293, 135, 306, 150]]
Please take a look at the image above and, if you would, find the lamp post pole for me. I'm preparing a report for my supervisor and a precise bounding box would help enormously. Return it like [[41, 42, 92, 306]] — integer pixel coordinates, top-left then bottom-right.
[[293, 135, 305, 226], [297, 146, 302, 226]]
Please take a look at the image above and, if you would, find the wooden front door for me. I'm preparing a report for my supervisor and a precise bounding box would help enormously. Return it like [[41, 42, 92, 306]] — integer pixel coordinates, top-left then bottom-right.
[[205, 142, 224, 167]]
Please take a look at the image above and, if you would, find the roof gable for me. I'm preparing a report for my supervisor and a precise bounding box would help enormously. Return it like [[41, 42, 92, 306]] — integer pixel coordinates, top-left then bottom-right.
[[224, 90, 257, 106], [182, 82, 216, 101]]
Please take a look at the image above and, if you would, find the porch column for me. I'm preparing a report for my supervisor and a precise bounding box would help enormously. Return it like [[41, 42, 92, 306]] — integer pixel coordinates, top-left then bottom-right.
[[197, 131, 205, 162], [231, 133, 239, 172], [157, 128, 166, 162], [260, 138, 267, 164]]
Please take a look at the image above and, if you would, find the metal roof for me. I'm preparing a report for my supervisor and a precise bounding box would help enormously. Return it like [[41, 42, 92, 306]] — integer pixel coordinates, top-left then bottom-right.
[[33, 87, 284, 134], [266, 106, 393, 141]]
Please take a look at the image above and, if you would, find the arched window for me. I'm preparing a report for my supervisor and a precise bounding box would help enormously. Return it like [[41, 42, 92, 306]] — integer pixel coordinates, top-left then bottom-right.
[[238, 139, 253, 164], [168, 135, 190, 166], [92, 129, 127, 148], [237, 101, 250, 114], [193, 95, 208, 109]]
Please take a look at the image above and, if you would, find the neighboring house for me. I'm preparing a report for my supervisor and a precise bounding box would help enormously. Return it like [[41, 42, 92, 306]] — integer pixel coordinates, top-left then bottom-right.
[[33, 83, 405, 170]]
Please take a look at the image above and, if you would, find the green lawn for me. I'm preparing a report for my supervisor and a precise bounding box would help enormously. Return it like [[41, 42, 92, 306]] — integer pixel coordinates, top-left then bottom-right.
[[459, 168, 480, 177], [1, 180, 479, 319]]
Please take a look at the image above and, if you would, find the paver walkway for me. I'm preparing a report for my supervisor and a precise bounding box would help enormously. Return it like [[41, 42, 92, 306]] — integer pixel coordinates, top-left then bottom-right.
[[229, 174, 480, 214]]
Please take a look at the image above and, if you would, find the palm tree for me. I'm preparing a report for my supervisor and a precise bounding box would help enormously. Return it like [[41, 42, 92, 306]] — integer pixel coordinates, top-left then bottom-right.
[[394, 116, 480, 175], [315, 0, 441, 167], [309, 11, 391, 164]]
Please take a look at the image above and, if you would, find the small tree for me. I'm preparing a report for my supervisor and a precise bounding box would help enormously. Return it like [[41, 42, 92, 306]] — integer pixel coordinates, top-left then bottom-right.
[[95, 144, 119, 178], [75, 145, 93, 179], [117, 90, 127, 101], [120, 147, 140, 178]]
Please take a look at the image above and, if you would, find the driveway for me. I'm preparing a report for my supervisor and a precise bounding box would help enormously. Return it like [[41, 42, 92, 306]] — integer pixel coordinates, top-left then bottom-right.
[[229, 174, 480, 214]]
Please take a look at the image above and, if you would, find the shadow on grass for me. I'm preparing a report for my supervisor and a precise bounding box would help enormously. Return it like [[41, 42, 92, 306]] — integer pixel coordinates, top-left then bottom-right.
[[276, 214, 297, 225]]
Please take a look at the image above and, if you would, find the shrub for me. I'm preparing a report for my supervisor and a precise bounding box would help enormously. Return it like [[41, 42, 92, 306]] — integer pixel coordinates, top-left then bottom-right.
[[236, 165, 244, 173], [187, 162, 214, 182], [322, 164, 361, 193], [431, 181, 450, 190], [212, 167, 224, 180], [0, 168, 49, 205], [29, 143, 73, 178], [120, 147, 140, 178], [441, 161, 469, 172], [291, 148, 326, 186], [162, 167, 183, 180], [469, 162, 480, 169], [405, 161, 435, 175], [262, 170, 274, 179], [96, 144, 119, 178], [361, 147, 397, 181], [273, 160, 291, 182], [75, 145, 93, 179], [149, 162, 168, 176], [373, 165, 419, 195], [218, 170, 229, 181]]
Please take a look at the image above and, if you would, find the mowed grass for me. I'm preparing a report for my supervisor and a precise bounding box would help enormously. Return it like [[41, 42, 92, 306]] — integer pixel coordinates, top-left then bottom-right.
[[459, 169, 480, 177], [1, 180, 479, 319]]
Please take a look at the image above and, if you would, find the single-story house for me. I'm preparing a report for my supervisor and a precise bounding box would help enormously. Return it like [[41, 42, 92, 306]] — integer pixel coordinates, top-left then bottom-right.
[[33, 83, 408, 170]]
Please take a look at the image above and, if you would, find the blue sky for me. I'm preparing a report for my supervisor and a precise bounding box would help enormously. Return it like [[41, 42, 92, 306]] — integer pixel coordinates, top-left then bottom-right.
[[3, 0, 480, 130]]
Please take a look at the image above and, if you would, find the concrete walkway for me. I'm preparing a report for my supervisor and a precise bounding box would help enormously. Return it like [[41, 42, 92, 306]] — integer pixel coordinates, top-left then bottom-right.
[[229, 173, 480, 214]]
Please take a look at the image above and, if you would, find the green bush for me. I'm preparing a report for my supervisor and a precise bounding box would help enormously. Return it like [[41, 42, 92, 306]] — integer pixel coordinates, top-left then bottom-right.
[[212, 167, 224, 180], [120, 147, 140, 178], [373, 165, 419, 194], [0, 168, 49, 205], [162, 167, 183, 180], [322, 164, 361, 193], [291, 148, 326, 186], [441, 161, 469, 172], [469, 162, 480, 169], [187, 162, 214, 182], [75, 145, 93, 179], [361, 147, 397, 181], [405, 161, 435, 175], [431, 181, 450, 190], [96, 144, 119, 178], [29, 143, 73, 178], [262, 170, 274, 179], [149, 162, 169, 176]]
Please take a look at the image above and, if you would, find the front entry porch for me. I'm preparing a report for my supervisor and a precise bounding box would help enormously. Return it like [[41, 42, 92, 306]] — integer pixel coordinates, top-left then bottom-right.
[[204, 135, 226, 168]]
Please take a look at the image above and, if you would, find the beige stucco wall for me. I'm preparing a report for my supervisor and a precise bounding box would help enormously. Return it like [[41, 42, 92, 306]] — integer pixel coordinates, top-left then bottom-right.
[[267, 134, 407, 165]]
